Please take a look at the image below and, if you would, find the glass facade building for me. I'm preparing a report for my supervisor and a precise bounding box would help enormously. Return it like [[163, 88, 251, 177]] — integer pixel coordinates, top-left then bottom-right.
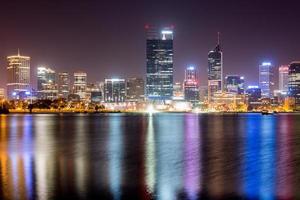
[[208, 41, 222, 102], [73, 72, 87, 100], [58, 72, 70, 99], [259, 62, 275, 98], [146, 27, 174, 101], [6, 53, 31, 99], [184, 66, 199, 102], [288, 62, 300, 110], [279, 65, 289, 94], [126, 78, 145, 102], [225, 75, 245, 94], [104, 79, 126, 103], [37, 67, 58, 100]]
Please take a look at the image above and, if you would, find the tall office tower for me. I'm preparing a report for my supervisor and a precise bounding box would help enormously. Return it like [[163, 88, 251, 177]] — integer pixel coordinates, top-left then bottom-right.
[[104, 79, 126, 103], [208, 33, 223, 102], [288, 62, 300, 110], [146, 26, 174, 102], [259, 62, 275, 98], [173, 82, 184, 100], [73, 72, 87, 100], [7, 51, 31, 99], [184, 66, 199, 102], [37, 67, 58, 100], [58, 72, 70, 99], [279, 65, 289, 93], [246, 86, 262, 104], [225, 75, 245, 94], [126, 77, 144, 102]]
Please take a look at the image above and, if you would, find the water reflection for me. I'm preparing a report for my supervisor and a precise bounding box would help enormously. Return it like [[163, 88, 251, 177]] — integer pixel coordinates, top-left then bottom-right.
[[0, 113, 299, 199]]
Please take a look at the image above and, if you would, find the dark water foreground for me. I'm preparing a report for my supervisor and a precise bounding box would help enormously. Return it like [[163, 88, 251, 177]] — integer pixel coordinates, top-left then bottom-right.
[[0, 113, 300, 200]]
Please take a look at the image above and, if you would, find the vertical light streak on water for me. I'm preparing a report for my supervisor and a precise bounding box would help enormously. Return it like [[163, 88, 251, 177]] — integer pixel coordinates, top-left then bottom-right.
[[259, 116, 276, 200], [184, 114, 201, 200], [23, 115, 33, 200], [108, 114, 123, 200], [145, 113, 156, 194], [35, 115, 55, 200], [156, 114, 184, 200], [243, 115, 260, 199], [276, 115, 293, 199], [75, 115, 88, 198]]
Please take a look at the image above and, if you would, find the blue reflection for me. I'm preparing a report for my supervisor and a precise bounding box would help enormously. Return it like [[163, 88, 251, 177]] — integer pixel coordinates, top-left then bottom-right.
[[108, 115, 123, 200], [243, 115, 276, 200]]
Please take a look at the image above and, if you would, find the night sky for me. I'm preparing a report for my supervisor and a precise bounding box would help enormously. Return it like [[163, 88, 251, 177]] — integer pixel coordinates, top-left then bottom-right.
[[1, 0, 300, 89]]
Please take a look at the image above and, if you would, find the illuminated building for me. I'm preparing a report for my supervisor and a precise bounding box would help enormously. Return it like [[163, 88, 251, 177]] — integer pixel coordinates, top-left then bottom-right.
[[146, 26, 174, 101], [104, 79, 126, 103], [0, 88, 5, 99], [6, 51, 30, 99], [58, 72, 70, 99], [199, 86, 208, 102], [173, 82, 184, 100], [211, 91, 246, 111], [86, 83, 101, 102], [288, 62, 300, 110], [225, 75, 245, 94], [73, 72, 87, 100], [246, 86, 262, 106], [279, 65, 289, 94], [184, 66, 199, 103], [208, 33, 223, 102], [259, 62, 275, 98], [126, 78, 144, 102], [37, 67, 58, 100]]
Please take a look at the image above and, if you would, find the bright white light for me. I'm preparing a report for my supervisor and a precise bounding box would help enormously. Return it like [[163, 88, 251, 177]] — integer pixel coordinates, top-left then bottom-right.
[[161, 30, 173, 34], [12, 92, 17, 96], [146, 105, 156, 114], [240, 76, 244, 80], [25, 91, 31, 95], [187, 66, 195, 70], [248, 85, 259, 89], [262, 62, 271, 66]]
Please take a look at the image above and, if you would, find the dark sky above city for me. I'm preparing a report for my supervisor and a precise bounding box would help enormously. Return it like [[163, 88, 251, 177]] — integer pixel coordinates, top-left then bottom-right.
[[1, 0, 300, 88]]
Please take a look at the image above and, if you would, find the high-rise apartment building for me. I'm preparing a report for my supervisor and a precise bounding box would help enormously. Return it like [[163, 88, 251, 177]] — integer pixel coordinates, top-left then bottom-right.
[[184, 66, 199, 102], [279, 65, 289, 94], [7, 51, 31, 99], [288, 62, 300, 110], [104, 79, 126, 103], [73, 72, 87, 100], [37, 67, 58, 100], [146, 26, 174, 101], [259, 62, 275, 98]]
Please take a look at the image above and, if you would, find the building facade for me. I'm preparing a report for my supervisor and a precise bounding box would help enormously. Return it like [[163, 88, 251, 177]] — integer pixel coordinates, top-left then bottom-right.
[[184, 66, 199, 102], [225, 75, 245, 94], [288, 62, 300, 110], [58, 72, 70, 99], [37, 67, 58, 100], [126, 78, 144, 102], [146, 27, 174, 101], [246, 86, 262, 105], [7, 52, 31, 99], [208, 36, 223, 102], [279, 65, 289, 94], [73, 72, 87, 100], [259, 62, 275, 98], [104, 79, 126, 103]]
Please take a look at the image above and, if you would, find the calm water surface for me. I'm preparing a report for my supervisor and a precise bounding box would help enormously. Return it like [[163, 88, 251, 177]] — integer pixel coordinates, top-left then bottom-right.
[[0, 113, 300, 200]]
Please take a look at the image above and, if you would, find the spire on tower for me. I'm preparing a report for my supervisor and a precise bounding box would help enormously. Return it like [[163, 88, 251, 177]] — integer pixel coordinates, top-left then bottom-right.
[[217, 32, 220, 45], [17, 48, 20, 56]]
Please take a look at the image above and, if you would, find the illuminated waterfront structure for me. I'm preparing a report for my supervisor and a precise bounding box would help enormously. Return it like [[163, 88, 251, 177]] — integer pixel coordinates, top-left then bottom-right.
[[104, 79, 126, 103], [259, 62, 275, 98], [288, 62, 300, 110], [73, 72, 87, 100], [184, 66, 199, 103], [279, 65, 289, 94], [6, 51, 31, 99], [58, 72, 70, 98], [126, 78, 144, 102], [37, 67, 58, 100], [146, 26, 174, 101], [208, 33, 223, 102], [225, 75, 245, 94]]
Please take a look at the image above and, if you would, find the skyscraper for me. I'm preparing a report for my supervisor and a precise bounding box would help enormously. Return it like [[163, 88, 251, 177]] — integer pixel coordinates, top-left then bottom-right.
[[279, 65, 289, 93], [288, 62, 300, 110], [104, 79, 126, 103], [73, 72, 87, 100], [225, 75, 245, 94], [58, 72, 70, 99], [126, 78, 145, 102], [146, 26, 174, 102], [208, 33, 223, 102], [6, 51, 30, 99], [259, 62, 275, 98], [184, 66, 199, 102], [37, 67, 58, 100]]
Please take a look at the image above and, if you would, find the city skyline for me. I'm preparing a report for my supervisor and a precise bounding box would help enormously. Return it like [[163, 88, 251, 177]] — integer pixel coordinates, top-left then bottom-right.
[[1, 0, 300, 89]]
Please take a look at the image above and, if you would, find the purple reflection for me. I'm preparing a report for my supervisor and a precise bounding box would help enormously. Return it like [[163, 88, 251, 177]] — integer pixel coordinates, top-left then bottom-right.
[[184, 114, 201, 200]]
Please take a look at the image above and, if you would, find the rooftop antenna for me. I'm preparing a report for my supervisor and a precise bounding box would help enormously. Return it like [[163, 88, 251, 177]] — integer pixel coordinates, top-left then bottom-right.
[[217, 32, 220, 45]]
